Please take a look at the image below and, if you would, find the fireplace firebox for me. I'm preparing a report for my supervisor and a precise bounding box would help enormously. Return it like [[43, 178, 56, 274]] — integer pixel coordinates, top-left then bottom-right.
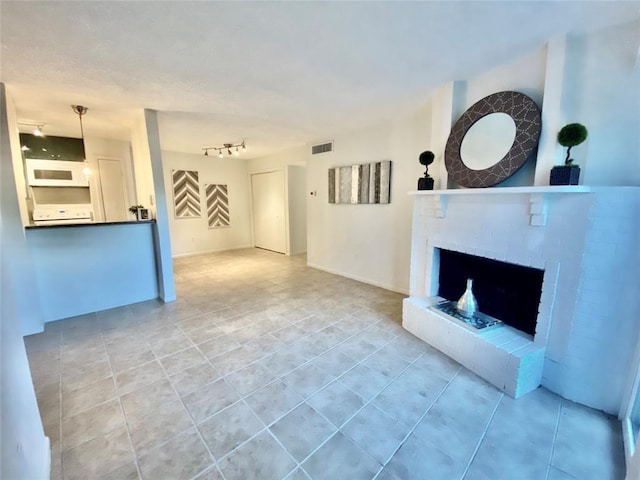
[[437, 249, 544, 336]]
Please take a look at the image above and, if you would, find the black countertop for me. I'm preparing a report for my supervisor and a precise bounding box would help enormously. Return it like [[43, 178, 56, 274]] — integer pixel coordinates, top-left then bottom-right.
[[25, 220, 156, 230]]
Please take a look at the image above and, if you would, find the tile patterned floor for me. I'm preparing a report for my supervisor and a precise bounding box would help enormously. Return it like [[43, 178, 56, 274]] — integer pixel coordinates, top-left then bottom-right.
[[25, 248, 625, 480]]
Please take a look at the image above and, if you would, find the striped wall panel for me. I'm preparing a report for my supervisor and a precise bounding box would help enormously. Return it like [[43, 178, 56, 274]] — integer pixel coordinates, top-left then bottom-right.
[[205, 184, 230, 228], [327, 160, 392, 204], [172, 170, 201, 218]]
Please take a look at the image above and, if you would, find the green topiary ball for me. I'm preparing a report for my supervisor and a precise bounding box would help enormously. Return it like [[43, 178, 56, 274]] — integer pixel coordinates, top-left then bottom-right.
[[419, 151, 435, 166], [558, 123, 588, 148]]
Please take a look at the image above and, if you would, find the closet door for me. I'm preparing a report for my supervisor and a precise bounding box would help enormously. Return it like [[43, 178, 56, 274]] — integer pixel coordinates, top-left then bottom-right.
[[251, 170, 286, 254]]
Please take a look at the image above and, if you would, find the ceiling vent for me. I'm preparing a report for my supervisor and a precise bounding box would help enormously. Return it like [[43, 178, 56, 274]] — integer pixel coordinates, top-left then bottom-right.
[[311, 141, 333, 155]]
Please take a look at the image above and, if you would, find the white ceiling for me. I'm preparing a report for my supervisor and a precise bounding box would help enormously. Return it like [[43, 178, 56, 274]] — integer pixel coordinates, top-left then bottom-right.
[[1, 1, 638, 159]]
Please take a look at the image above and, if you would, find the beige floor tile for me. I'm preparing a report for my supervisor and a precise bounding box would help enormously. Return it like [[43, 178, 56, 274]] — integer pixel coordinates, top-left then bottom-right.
[[62, 376, 117, 418], [109, 348, 156, 373], [169, 362, 220, 397], [138, 427, 213, 480], [121, 379, 179, 423], [218, 430, 297, 480], [115, 360, 166, 395], [183, 378, 239, 424], [63, 427, 134, 480], [198, 334, 242, 359], [62, 360, 112, 392], [62, 398, 125, 450], [198, 401, 264, 460], [128, 399, 194, 455], [159, 346, 207, 375], [97, 461, 140, 480]]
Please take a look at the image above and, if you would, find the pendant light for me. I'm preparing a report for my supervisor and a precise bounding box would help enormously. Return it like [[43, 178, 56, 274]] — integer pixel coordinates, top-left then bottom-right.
[[71, 105, 90, 175]]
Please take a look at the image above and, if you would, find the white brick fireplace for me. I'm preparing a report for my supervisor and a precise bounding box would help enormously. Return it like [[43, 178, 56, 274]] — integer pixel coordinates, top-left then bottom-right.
[[403, 186, 639, 413]]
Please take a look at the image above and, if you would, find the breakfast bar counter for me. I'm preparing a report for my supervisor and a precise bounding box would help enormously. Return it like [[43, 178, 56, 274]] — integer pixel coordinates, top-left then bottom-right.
[[25, 219, 156, 230], [25, 220, 160, 322]]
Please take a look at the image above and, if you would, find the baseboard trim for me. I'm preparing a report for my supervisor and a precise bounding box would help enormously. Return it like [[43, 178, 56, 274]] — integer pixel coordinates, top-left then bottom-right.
[[306, 262, 409, 295], [172, 245, 253, 258], [42, 436, 51, 480]]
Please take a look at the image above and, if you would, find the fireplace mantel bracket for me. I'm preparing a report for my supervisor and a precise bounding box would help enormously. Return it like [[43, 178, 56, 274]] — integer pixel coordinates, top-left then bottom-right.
[[529, 194, 548, 226], [432, 195, 447, 218]]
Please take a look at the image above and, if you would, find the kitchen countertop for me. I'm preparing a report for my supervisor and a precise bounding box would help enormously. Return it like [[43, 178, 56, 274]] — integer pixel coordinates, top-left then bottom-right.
[[25, 220, 156, 230]]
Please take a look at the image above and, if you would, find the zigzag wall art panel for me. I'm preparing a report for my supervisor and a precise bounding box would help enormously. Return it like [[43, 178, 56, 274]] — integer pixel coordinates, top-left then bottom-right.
[[328, 160, 392, 204], [205, 184, 230, 228], [172, 170, 201, 218]]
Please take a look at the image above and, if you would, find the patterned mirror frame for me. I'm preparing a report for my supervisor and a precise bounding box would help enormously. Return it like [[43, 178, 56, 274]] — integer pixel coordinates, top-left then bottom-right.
[[444, 91, 542, 188]]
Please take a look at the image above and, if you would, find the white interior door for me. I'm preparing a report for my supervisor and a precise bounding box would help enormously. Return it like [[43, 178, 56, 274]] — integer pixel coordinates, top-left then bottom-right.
[[98, 158, 128, 222], [251, 170, 286, 254]]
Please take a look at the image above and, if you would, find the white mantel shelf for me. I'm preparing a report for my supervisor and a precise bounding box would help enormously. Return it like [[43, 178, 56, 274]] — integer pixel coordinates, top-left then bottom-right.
[[408, 185, 592, 196], [409, 185, 593, 226]]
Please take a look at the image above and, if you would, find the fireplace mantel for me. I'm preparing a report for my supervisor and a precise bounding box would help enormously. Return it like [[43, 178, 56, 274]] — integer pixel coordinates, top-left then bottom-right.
[[409, 185, 593, 226], [408, 185, 592, 196]]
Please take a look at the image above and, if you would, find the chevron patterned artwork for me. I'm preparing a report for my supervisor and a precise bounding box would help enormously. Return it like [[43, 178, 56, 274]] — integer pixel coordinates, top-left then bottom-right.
[[172, 170, 201, 218], [205, 184, 230, 228]]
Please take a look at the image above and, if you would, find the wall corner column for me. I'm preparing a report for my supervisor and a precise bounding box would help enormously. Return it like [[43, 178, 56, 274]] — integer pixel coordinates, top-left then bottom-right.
[[130, 109, 176, 302]]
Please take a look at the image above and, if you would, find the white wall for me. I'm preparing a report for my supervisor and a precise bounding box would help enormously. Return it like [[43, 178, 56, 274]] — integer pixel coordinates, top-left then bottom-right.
[[1, 83, 49, 480], [563, 20, 640, 186], [454, 46, 547, 120], [306, 107, 431, 293], [248, 144, 306, 173], [162, 150, 252, 257]]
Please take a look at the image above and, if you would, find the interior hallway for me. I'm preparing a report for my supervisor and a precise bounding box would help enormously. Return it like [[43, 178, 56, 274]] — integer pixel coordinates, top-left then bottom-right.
[[25, 248, 624, 480]]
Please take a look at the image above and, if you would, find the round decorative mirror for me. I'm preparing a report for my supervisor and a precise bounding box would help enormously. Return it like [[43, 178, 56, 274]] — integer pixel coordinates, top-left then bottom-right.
[[445, 91, 541, 188], [460, 113, 516, 170]]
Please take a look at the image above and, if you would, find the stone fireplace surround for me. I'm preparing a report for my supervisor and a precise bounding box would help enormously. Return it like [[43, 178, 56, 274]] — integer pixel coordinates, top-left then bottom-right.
[[403, 186, 639, 414]]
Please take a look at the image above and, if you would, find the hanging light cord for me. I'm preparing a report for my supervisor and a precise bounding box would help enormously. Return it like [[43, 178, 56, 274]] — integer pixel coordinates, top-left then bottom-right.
[[72, 105, 88, 142]]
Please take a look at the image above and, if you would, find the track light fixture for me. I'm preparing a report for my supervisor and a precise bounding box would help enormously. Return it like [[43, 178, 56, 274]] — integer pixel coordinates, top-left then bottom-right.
[[202, 141, 247, 158]]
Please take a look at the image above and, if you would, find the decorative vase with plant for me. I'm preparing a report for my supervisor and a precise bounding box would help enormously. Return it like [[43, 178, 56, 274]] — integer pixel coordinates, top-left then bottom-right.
[[550, 123, 588, 185], [129, 204, 145, 220], [418, 150, 435, 190]]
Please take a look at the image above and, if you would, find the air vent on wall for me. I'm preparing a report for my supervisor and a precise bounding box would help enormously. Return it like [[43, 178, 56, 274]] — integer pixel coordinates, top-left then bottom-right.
[[311, 142, 333, 155]]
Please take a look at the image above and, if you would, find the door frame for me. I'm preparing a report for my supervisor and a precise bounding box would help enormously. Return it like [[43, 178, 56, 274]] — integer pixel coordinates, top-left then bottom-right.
[[249, 168, 290, 255]]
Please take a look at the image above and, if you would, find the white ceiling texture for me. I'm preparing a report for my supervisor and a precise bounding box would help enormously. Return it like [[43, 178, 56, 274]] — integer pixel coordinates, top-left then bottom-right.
[[1, 1, 638, 159]]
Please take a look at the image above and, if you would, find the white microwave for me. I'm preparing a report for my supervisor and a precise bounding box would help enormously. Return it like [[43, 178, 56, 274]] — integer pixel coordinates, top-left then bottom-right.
[[26, 159, 89, 187]]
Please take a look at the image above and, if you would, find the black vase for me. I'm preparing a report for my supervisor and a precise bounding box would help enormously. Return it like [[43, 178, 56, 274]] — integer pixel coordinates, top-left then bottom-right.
[[550, 166, 580, 186], [418, 177, 434, 191]]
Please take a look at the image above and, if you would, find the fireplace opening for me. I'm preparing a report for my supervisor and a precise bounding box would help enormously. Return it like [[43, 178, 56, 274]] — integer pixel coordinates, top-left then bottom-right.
[[437, 249, 544, 336]]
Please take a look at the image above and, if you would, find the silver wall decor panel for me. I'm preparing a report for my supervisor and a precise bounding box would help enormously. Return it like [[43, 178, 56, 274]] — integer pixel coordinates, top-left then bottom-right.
[[328, 160, 391, 204], [205, 184, 230, 228], [172, 170, 201, 218]]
